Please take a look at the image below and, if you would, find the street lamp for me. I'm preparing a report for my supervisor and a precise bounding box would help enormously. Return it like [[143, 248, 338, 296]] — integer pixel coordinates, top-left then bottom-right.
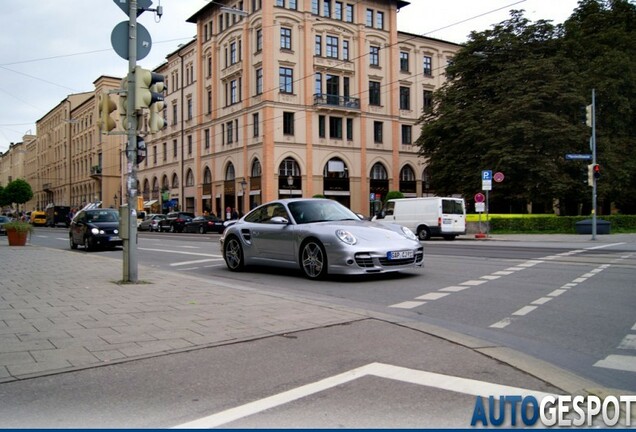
[[239, 179, 247, 214], [287, 175, 293, 197], [114, 193, 118, 207]]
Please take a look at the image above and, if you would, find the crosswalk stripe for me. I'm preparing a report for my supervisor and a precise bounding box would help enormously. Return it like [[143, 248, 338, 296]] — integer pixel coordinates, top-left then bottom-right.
[[594, 355, 636, 373]]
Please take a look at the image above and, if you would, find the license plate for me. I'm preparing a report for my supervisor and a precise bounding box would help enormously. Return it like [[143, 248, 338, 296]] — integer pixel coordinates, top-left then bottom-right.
[[443, 218, 453, 224], [110, 236, 120, 241], [388, 250, 414, 260]]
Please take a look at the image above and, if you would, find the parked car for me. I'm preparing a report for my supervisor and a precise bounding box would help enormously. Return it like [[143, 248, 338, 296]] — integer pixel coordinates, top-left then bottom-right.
[[220, 198, 423, 280], [158, 212, 195, 233], [0, 215, 12, 235], [183, 215, 225, 234], [45, 205, 71, 227], [30, 211, 47, 226], [138, 214, 167, 232], [69, 208, 122, 251]]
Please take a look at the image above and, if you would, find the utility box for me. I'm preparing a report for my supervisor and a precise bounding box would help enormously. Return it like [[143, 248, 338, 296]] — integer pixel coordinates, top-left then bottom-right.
[[575, 219, 611, 235]]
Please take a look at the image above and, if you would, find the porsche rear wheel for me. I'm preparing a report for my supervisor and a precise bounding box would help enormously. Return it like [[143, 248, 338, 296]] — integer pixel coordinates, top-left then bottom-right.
[[224, 236, 244, 271], [300, 239, 327, 280]]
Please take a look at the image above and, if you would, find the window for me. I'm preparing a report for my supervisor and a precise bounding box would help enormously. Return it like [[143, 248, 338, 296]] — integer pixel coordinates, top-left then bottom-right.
[[311, 0, 319, 14], [187, 135, 192, 156], [230, 79, 239, 104], [204, 129, 210, 149], [275, 0, 283, 6], [315, 35, 322, 56], [401, 125, 412, 145], [318, 115, 326, 138], [366, 9, 373, 27], [423, 56, 432, 77], [369, 81, 381, 106], [234, 119, 239, 143], [230, 41, 237, 65], [153, 145, 157, 164], [376, 11, 384, 29], [172, 104, 177, 125], [207, 56, 212, 77], [323, 0, 331, 17], [207, 90, 212, 114], [280, 28, 292, 50], [279, 67, 293, 93], [315, 72, 322, 95], [162, 142, 167, 161], [370, 45, 379, 66], [283, 112, 294, 135], [226, 121, 234, 144], [345, 4, 353, 22], [342, 40, 349, 60], [400, 51, 409, 72], [335, 2, 343, 20], [329, 116, 343, 139], [255, 68, 263, 95], [256, 29, 263, 52], [252, 0, 262, 12], [173, 140, 177, 158], [186, 169, 194, 187], [187, 98, 193, 120], [326, 36, 339, 58], [423, 90, 433, 112], [289, 0, 297, 9], [346, 118, 353, 140], [373, 121, 383, 143], [253, 112, 259, 137], [399, 86, 410, 110], [172, 174, 179, 188]]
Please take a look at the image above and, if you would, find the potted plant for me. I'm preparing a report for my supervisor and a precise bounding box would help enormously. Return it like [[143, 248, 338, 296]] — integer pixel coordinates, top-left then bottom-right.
[[5, 220, 33, 246]]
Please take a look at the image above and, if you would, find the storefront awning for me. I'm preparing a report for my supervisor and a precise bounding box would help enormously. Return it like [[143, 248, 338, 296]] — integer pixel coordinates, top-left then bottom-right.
[[144, 200, 158, 207]]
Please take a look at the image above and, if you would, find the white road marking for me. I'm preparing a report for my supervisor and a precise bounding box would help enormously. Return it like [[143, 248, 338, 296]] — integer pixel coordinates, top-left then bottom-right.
[[505, 267, 524, 271], [389, 301, 426, 309], [594, 355, 636, 373], [170, 258, 223, 267], [139, 247, 221, 258], [490, 318, 513, 329], [586, 242, 625, 250], [415, 292, 449, 301], [492, 270, 514, 276], [439, 286, 470, 292], [517, 260, 543, 267], [460, 280, 487, 286], [548, 289, 567, 297], [480, 275, 501, 280], [618, 335, 636, 351], [512, 306, 537, 316], [173, 362, 556, 429], [531, 297, 553, 305]]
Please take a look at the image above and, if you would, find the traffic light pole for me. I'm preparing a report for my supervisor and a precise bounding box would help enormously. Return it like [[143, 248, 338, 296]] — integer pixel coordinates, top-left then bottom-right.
[[124, 0, 139, 282], [591, 89, 597, 241]]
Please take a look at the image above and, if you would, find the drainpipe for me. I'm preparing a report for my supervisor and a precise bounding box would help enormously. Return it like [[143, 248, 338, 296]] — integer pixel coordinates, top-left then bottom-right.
[[178, 49, 185, 212]]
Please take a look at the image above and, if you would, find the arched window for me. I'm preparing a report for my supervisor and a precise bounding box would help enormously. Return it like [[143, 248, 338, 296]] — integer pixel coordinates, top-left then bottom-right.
[[323, 157, 348, 178], [278, 157, 300, 176], [186, 169, 194, 187], [399, 165, 416, 194], [370, 162, 388, 180], [203, 166, 212, 184], [171, 173, 179, 188], [162, 175, 169, 190], [400, 165, 415, 181], [225, 163, 235, 180], [251, 159, 262, 177]]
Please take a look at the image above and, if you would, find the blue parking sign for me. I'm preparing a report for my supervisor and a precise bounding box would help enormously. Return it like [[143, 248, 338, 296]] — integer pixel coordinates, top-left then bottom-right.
[[482, 170, 492, 181]]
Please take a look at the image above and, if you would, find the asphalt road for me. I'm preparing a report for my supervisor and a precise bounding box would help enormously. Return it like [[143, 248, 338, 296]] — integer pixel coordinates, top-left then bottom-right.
[[29, 227, 636, 392]]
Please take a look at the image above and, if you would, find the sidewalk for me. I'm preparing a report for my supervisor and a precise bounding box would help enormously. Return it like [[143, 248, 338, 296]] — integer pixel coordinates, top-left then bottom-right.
[[0, 242, 602, 396]]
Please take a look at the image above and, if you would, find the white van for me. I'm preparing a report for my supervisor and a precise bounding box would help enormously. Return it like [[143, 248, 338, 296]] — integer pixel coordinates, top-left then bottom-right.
[[374, 197, 466, 240]]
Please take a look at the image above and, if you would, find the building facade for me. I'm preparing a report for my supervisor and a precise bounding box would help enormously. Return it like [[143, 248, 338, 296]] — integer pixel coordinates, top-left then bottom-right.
[[2, 0, 459, 218]]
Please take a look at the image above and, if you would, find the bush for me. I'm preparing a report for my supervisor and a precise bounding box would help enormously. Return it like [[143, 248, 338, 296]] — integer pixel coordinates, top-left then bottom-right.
[[4, 220, 34, 233], [486, 215, 636, 233]]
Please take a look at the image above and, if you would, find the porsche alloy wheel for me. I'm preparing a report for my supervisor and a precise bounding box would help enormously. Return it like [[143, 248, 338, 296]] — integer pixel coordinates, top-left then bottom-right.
[[300, 240, 327, 280], [224, 236, 244, 271]]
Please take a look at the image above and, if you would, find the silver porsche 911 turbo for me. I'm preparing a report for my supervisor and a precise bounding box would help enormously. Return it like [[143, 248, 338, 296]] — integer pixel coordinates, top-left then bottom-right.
[[220, 198, 423, 279]]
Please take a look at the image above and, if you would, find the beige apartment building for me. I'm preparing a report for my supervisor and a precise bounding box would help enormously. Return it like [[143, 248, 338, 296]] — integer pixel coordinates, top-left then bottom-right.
[[2, 0, 459, 217]]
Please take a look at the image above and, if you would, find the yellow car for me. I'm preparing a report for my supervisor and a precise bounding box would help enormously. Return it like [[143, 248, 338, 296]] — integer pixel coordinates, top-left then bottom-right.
[[31, 211, 47, 226]]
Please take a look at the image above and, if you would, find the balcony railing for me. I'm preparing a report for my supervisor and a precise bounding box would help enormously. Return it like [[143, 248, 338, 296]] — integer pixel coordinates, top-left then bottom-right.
[[314, 94, 360, 110], [90, 165, 102, 176]]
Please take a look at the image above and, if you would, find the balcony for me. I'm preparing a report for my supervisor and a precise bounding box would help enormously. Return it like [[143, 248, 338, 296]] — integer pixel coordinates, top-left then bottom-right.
[[90, 165, 102, 179], [314, 94, 360, 111], [42, 183, 53, 192]]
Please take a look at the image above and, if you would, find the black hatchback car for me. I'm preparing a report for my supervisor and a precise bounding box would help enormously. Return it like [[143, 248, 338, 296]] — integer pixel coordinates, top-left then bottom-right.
[[183, 215, 225, 234], [69, 208, 122, 251], [158, 212, 195, 233]]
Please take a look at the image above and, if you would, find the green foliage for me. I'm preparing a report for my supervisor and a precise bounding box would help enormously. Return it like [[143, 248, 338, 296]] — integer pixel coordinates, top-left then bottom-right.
[[384, 190, 405, 203], [2, 179, 33, 206], [312, 194, 326, 198], [488, 214, 636, 233], [416, 1, 636, 214], [4, 220, 34, 233]]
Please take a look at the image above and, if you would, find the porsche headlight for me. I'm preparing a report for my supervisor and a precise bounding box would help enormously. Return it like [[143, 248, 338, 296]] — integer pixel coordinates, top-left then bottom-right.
[[401, 226, 417, 240], [336, 229, 357, 245]]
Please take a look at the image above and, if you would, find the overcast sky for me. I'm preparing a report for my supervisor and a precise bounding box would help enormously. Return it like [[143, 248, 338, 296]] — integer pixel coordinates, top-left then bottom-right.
[[0, 0, 580, 154]]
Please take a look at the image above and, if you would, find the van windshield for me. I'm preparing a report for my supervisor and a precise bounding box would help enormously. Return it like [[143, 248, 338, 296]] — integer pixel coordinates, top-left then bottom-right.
[[442, 199, 464, 215]]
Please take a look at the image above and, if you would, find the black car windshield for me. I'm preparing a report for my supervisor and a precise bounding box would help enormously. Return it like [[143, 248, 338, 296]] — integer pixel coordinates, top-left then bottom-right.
[[288, 200, 358, 224], [86, 211, 118, 223]]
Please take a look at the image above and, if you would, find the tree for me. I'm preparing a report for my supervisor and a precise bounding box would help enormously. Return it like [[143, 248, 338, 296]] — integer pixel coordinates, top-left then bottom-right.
[[561, 0, 636, 213], [416, 10, 590, 214], [3, 179, 33, 209]]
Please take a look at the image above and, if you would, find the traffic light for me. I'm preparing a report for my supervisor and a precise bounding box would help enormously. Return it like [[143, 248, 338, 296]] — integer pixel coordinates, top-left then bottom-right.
[[587, 164, 594, 186], [585, 104, 593, 127], [118, 76, 128, 132], [148, 81, 166, 133], [134, 66, 165, 110], [593, 164, 600, 179], [136, 135, 147, 165], [97, 92, 117, 133]]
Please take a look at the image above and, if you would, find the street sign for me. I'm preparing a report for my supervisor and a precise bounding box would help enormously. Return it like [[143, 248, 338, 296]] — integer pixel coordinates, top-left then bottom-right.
[[475, 202, 485, 213], [113, 0, 153, 17], [482, 170, 492, 181], [565, 154, 592, 160], [482, 180, 492, 191], [474, 193, 485, 203], [493, 172, 505, 183], [111, 21, 152, 60]]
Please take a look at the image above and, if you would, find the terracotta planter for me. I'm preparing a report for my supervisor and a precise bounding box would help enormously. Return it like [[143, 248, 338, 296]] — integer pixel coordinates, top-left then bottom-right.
[[7, 229, 28, 246]]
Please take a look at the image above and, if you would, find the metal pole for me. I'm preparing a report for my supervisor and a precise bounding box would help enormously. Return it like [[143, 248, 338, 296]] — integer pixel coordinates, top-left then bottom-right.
[[591, 89, 597, 241], [485, 190, 489, 237], [124, 0, 139, 282]]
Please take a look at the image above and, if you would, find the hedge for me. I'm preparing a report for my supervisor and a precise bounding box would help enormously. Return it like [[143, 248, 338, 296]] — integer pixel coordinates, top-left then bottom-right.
[[484, 215, 636, 233]]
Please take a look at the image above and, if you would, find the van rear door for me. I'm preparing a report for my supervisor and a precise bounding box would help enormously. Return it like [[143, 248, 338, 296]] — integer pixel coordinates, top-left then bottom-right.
[[440, 199, 466, 234]]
